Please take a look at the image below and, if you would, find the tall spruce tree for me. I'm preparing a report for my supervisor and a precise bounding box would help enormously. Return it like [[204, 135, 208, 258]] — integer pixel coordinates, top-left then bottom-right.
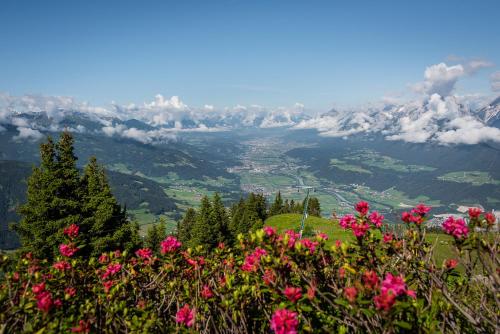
[[16, 132, 140, 259], [189, 196, 216, 249], [269, 191, 283, 216], [177, 208, 196, 245], [80, 156, 141, 256], [307, 197, 321, 217], [210, 193, 231, 245], [145, 218, 168, 254]]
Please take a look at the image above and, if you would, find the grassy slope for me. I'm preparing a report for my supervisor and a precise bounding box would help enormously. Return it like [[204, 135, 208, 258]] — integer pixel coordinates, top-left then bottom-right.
[[265, 213, 455, 263]]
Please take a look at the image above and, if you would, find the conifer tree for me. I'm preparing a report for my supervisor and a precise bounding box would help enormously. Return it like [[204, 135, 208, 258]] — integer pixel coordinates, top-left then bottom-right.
[[190, 196, 216, 249], [145, 218, 167, 253], [269, 191, 283, 216], [80, 156, 141, 256], [307, 197, 321, 217], [177, 208, 196, 245], [210, 193, 231, 245]]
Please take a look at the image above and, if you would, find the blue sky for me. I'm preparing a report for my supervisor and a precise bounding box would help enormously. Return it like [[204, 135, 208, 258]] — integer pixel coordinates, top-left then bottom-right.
[[1, 0, 499, 110]]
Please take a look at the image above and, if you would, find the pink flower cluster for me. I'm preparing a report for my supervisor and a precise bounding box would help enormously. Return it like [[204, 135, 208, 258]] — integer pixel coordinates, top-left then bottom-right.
[[63, 224, 79, 239], [298, 238, 319, 253], [283, 286, 302, 303], [176, 304, 195, 327], [263, 226, 276, 237], [53, 260, 72, 271], [355, 201, 369, 216], [135, 248, 153, 260], [401, 203, 431, 226], [241, 247, 267, 272], [442, 216, 469, 239], [101, 263, 122, 280], [270, 308, 299, 334], [374, 273, 415, 311], [59, 243, 79, 257], [160, 236, 181, 254], [368, 211, 384, 227], [32, 282, 61, 313]]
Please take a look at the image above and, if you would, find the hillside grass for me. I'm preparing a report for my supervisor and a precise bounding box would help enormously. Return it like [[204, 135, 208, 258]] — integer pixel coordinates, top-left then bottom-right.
[[265, 213, 456, 263]]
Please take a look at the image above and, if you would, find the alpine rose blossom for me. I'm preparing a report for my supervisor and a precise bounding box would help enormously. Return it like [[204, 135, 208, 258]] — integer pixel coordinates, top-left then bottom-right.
[[445, 259, 458, 269], [442, 217, 469, 239], [59, 244, 78, 257], [160, 236, 182, 254], [374, 290, 396, 311], [263, 226, 276, 237], [176, 304, 195, 327], [369, 211, 384, 227], [355, 201, 369, 216], [63, 224, 79, 239], [283, 286, 302, 303], [339, 214, 356, 229], [53, 261, 72, 271], [344, 286, 357, 303], [201, 285, 213, 299], [485, 212, 496, 225], [412, 204, 431, 216], [381, 273, 406, 296], [383, 233, 393, 243], [36, 291, 53, 313], [270, 308, 299, 334], [351, 221, 370, 238], [135, 248, 153, 259], [468, 207, 482, 219]]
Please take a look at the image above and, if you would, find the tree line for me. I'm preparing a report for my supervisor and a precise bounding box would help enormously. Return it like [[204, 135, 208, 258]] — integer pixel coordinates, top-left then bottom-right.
[[13, 133, 322, 257]]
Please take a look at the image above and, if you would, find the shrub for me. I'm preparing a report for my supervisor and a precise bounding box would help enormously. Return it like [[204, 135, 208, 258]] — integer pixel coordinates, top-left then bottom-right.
[[0, 203, 498, 333]]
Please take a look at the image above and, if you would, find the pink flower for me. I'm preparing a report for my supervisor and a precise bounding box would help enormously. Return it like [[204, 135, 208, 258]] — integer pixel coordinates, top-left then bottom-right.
[[355, 201, 369, 216], [411, 203, 431, 216], [316, 232, 328, 241], [406, 289, 416, 299], [485, 212, 496, 225], [99, 253, 109, 264], [263, 226, 276, 237], [410, 214, 424, 225], [53, 260, 72, 271], [32, 282, 46, 295], [344, 286, 357, 303], [160, 236, 182, 254], [36, 291, 53, 313], [283, 286, 302, 303], [351, 221, 370, 238], [71, 320, 90, 333], [59, 243, 78, 257], [299, 238, 319, 253], [176, 304, 195, 327], [362, 270, 379, 290], [102, 263, 122, 280], [263, 269, 276, 286], [381, 273, 406, 296], [468, 207, 482, 219], [445, 258, 458, 269], [306, 284, 316, 300], [442, 216, 469, 239], [339, 214, 356, 229], [374, 290, 396, 311], [135, 248, 153, 260], [284, 230, 300, 248], [65, 287, 77, 297], [201, 285, 213, 299], [63, 224, 79, 239], [401, 211, 412, 223], [369, 211, 384, 228], [102, 280, 114, 293], [382, 233, 393, 243], [270, 308, 299, 334], [241, 247, 267, 272]]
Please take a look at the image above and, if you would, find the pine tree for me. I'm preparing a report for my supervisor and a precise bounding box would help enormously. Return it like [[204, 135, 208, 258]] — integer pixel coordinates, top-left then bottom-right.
[[229, 198, 246, 238], [307, 197, 321, 217], [210, 193, 231, 245], [190, 196, 216, 249], [269, 191, 283, 216], [145, 218, 167, 253], [177, 208, 196, 245], [283, 199, 290, 213], [80, 156, 141, 256]]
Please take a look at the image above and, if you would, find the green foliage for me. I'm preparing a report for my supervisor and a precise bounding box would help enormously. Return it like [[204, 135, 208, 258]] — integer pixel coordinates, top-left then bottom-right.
[[307, 197, 321, 217], [177, 208, 196, 245], [14, 132, 140, 259], [144, 218, 168, 254]]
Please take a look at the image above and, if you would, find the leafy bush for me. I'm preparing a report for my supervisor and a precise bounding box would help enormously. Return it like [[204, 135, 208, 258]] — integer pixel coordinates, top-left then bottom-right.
[[0, 202, 498, 333]]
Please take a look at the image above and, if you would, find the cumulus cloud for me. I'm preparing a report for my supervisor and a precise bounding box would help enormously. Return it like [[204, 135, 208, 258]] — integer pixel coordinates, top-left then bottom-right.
[[435, 116, 500, 144], [12, 127, 44, 142], [412, 63, 465, 97]]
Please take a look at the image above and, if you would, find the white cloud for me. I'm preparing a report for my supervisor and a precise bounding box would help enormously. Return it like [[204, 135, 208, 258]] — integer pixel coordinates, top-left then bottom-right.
[[464, 59, 494, 74], [12, 127, 44, 142], [435, 116, 500, 144], [413, 63, 465, 97]]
